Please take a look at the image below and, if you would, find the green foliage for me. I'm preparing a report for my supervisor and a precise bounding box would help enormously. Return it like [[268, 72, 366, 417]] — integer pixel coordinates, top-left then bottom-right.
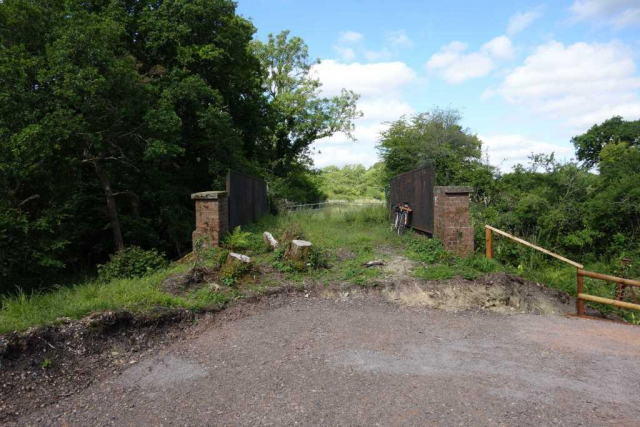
[[572, 116, 640, 168], [224, 226, 252, 251], [377, 108, 495, 191], [269, 168, 327, 205], [342, 205, 388, 226], [413, 265, 456, 280], [318, 164, 385, 200], [40, 358, 52, 369], [97, 247, 168, 282], [219, 258, 253, 286], [251, 31, 361, 177], [0, 3, 359, 295], [403, 234, 451, 264]]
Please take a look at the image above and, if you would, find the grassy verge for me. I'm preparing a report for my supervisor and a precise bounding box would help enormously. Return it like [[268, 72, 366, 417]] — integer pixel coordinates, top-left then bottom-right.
[[0, 263, 240, 334], [0, 205, 399, 334], [2, 204, 637, 333]]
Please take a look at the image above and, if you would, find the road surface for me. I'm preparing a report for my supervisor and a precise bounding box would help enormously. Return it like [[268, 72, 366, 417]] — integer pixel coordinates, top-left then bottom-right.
[[14, 295, 640, 426]]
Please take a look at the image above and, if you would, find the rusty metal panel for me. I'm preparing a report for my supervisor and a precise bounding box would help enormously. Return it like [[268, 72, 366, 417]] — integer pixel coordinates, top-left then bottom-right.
[[389, 166, 435, 233], [226, 170, 268, 230]]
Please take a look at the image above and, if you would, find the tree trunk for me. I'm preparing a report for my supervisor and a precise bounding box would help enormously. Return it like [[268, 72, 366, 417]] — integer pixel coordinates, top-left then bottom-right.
[[286, 240, 312, 262], [93, 160, 124, 251]]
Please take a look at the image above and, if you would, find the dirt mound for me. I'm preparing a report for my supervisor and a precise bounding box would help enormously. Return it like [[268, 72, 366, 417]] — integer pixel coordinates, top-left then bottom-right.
[[162, 267, 219, 295], [0, 309, 195, 424], [384, 273, 576, 315]]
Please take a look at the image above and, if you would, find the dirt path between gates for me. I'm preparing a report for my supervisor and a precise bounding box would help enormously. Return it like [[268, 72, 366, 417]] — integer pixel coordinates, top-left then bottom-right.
[[10, 293, 640, 426]]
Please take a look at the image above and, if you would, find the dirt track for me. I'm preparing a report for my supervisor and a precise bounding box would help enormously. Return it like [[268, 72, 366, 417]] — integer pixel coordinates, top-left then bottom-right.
[[12, 294, 640, 426]]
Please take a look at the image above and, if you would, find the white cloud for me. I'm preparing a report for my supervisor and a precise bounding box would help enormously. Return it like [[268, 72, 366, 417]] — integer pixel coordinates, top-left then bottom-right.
[[311, 59, 418, 168], [339, 31, 364, 44], [570, 0, 640, 28], [334, 31, 363, 61], [312, 144, 380, 168], [425, 36, 514, 83], [496, 40, 640, 129], [312, 60, 417, 97], [507, 6, 544, 35], [386, 30, 414, 48], [334, 46, 356, 62], [482, 35, 515, 60], [358, 99, 414, 123], [480, 134, 574, 172], [361, 30, 413, 62]]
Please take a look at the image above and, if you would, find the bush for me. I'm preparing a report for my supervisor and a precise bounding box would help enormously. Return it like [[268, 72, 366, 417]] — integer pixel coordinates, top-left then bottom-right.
[[97, 246, 168, 282], [403, 234, 451, 264], [223, 226, 251, 251], [219, 257, 253, 286]]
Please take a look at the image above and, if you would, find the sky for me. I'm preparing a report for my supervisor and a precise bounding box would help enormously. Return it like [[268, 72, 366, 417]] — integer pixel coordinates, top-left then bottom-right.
[[237, 0, 640, 172]]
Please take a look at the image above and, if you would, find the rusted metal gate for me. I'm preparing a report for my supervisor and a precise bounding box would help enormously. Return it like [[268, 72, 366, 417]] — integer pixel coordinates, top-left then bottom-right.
[[226, 170, 268, 230], [389, 166, 435, 233]]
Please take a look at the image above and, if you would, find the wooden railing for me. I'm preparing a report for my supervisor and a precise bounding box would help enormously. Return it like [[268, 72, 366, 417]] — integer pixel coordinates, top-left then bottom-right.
[[485, 225, 640, 316]]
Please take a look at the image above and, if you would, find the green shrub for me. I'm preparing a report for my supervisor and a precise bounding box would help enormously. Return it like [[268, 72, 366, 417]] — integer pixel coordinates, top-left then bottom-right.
[[219, 257, 253, 286], [97, 246, 168, 282], [223, 226, 252, 251], [309, 246, 330, 269], [216, 249, 230, 269], [404, 234, 450, 264]]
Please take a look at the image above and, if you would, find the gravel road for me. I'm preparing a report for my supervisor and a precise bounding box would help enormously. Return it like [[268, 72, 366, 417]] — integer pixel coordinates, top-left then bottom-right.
[[14, 295, 640, 426]]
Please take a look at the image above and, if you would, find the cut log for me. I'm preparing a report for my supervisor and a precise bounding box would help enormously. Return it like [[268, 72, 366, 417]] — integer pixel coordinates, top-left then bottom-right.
[[263, 232, 279, 250], [362, 260, 384, 267], [224, 252, 251, 268], [286, 240, 312, 262]]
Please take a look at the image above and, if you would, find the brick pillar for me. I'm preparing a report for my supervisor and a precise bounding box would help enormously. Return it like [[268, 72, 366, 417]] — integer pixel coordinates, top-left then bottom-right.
[[191, 191, 229, 249], [434, 186, 474, 257]]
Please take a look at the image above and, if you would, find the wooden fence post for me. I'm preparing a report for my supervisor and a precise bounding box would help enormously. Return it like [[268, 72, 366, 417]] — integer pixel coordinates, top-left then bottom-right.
[[577, 269, 585, 316], [485, 227, 493, 259]]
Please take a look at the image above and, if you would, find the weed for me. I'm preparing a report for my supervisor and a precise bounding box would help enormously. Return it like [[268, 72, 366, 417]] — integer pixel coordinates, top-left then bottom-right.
[[414, 265, 456, 280], [40, 358, 52, 369], [223, 226, 252, 251], [403, 233, 450, 264], [219, 257, 253, 286], [97, 246, 168, 282]]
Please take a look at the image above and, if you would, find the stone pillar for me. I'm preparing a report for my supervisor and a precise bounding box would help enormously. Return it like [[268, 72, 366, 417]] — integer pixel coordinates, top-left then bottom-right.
[[191, 191, 229, 249], [434, 186, 474, 257]]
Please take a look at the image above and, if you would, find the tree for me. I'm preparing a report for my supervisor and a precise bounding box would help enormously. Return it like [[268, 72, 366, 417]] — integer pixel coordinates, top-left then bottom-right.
[[251, 31, 361, 177], [377, 108, 487, 186], [572, 116, 640, 168], [0, 0, 267, 292]]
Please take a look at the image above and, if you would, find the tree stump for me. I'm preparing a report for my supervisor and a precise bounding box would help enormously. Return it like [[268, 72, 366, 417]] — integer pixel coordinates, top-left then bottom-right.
[[286, 240, 312, 262], [224, 252, 251, 268], [263, 232, 279, 250]]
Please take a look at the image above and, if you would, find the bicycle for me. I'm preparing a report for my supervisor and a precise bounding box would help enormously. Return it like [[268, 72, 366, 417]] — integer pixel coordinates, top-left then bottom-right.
[[391, 202, 412, 235]]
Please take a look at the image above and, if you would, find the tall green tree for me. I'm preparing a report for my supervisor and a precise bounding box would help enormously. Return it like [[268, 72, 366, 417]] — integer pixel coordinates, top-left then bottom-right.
[[0, 0, 266, 292], [377, 108, 492, 188], [572, 116, 640, 168], [251, 31, 361, 177]]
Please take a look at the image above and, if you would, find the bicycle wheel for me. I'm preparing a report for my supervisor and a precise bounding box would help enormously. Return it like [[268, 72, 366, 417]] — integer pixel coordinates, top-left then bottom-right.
[[392, 212, 400, 231], [397, 212, 406, 235]]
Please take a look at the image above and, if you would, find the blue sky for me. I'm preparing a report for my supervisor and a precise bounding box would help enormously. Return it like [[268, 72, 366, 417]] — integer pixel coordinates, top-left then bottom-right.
[[237, 0, 640, 171]]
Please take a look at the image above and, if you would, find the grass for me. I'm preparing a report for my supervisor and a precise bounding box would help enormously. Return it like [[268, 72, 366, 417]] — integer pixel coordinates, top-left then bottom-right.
[[0, 264, 235, 334], [2, 203, 638, 333]]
